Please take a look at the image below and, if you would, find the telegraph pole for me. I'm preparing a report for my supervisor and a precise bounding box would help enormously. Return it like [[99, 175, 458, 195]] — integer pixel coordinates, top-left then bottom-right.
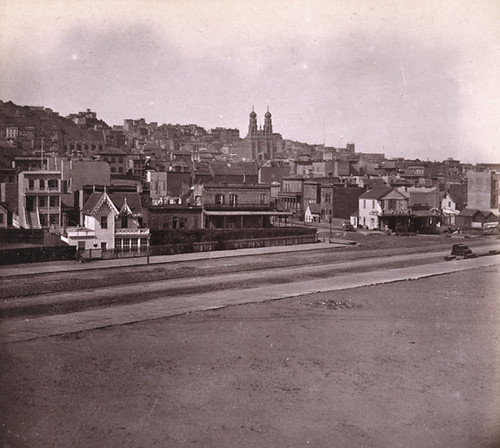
[[41, 138, 44, 169], [329, 184, 333, 242]]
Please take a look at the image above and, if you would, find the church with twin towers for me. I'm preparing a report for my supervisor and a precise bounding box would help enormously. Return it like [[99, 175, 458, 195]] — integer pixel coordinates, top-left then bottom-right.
[[237, 107, 283, 161]]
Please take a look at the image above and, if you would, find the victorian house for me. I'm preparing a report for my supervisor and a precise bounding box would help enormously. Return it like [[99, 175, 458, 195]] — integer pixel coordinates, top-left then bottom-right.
[[358, 186, 410, 231], [62, 191, 149, 255]]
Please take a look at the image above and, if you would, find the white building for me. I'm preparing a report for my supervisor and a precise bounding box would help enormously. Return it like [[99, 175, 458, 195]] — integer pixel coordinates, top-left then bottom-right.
[[441, 192, 459, 225], [358, 186, 409, 230], [62, 191, 149, 254], [17, 170, 63, 230]]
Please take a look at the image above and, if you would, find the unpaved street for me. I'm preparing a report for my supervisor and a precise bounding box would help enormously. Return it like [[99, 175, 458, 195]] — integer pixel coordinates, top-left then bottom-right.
[[1, 260, 499, 447]]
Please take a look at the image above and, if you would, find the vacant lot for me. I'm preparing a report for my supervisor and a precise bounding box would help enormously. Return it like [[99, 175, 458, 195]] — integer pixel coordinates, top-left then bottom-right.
[[1, 262, 499, 448]]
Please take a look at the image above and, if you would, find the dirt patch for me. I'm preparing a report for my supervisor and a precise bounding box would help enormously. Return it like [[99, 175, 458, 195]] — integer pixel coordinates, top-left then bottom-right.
[[1, 266, 499, 447], [299, 297, 362, 310]]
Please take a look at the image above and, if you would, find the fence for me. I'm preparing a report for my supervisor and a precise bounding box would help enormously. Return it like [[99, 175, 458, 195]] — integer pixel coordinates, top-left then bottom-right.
[[151, 233, 318, 256], [0, 245, 76, 266], [77, 248, 149, 261], [0, 230, 318, 265]]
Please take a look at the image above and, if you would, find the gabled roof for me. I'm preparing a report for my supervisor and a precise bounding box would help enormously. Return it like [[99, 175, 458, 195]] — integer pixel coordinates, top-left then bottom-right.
[[359, 186, 393, 200], [383, 189, 408, 200], [81, 192, 119, 216], [458, 208, 483, 217], [109, 192, 143, 215], [306, 203, 322, 214]]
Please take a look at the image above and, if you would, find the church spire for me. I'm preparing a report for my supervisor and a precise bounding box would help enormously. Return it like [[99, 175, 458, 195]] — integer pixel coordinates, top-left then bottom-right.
[[263, 106, 272, 135], [248, 106, 257, 136]]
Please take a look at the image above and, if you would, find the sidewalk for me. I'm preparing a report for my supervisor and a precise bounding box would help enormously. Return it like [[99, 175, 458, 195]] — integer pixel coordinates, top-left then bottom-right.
[[2, 254, 499, 344], [0, 241, 349, 278]]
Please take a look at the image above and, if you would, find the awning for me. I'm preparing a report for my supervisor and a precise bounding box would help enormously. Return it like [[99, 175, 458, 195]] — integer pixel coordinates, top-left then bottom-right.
[[203, 210, 293, 217], [411, 210, 441, 217]]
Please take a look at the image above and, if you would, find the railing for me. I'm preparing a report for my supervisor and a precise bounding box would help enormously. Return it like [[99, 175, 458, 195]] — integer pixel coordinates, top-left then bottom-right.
[[204, 204, 273, 211], [382, 209, 411, 215], [65, 227, 95, 238], [115, 228, 150, 235], [371, 209, 411, 216], [25, 186, 61, 194]]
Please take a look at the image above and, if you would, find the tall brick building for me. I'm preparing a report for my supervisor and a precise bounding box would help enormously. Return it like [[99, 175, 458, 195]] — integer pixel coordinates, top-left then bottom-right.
[[236, 108, 283, 161]]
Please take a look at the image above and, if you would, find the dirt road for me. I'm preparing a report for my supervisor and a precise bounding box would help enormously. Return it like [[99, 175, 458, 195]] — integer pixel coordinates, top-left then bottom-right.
[[1, 255, 499, 446]]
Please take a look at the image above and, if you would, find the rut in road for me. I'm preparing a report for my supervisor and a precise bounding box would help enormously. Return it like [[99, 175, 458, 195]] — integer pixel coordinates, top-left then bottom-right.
[[1, 249, 455, 318]]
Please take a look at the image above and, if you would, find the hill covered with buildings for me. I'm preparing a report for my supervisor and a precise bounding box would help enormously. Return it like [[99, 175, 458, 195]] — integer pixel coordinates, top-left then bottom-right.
[[0, 100, 498, 263]]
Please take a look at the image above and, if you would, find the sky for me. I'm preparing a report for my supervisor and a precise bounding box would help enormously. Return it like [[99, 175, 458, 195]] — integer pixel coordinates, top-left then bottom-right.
[[1, 0, 499, 163]]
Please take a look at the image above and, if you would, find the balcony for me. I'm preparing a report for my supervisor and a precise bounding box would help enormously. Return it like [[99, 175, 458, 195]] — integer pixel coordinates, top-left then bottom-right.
[[25, 185, 61, 194], [65, 226, 95, 238], [204, 204, 273, 212], [115, 227, 150, 236], [380, 208, 411, 216]]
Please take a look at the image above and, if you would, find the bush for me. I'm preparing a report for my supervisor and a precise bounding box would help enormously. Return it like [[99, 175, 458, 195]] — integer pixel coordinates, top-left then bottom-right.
[[150, 227, 316, 246]]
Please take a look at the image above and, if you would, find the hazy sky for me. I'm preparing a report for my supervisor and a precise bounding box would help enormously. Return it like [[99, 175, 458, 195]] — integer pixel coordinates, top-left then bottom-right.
[[1, 0, 499, 162]]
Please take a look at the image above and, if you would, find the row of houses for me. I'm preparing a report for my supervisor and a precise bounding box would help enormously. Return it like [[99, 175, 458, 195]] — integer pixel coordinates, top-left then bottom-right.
[[1, 152, 499, 258], [302, 184, 498, 233], [351, 186, 497, 233]]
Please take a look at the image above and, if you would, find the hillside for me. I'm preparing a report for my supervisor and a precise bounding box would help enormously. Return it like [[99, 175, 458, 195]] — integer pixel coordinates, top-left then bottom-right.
[[0, 100, 110, 151]]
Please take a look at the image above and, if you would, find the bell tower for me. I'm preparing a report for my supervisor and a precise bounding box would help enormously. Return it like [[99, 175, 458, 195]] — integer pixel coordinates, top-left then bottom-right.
[[248, 106, 257, 136], [263, 106, 273, 135]]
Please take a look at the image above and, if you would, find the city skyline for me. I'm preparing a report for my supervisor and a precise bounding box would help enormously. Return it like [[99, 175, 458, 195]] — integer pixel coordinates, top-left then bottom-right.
[[1, 0, 499, 163]]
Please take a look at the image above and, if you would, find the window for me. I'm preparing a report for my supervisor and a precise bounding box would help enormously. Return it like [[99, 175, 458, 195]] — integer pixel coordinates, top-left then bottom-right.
[[111, 167, 116, 173], [38, 197, 46, 207], [48, 179, 58, 190], [115, 238, 122, 249], [101, 242, 107, 250], [101, 215, 108, 229], [172, 216, 178, 229], [123, 238, 130, 251], [131, 239, 138, 250], [140, 238, 148, 248], [121, 215, 128, 228], [119, 157, 123, 163], [229, 194, 238, 207], [39, 179, 45, 190], [0, 214, 4, 224], [50, 196, 58, 207], [259, 193, 266, 204], [118, 167, 123, 173], [28, 179, 34, 190], [215, 194, 225, 205]]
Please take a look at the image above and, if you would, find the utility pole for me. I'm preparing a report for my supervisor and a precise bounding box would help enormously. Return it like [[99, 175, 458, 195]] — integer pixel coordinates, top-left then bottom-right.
[[329, 185, 333, 242], [41, 138, 44, 169]]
